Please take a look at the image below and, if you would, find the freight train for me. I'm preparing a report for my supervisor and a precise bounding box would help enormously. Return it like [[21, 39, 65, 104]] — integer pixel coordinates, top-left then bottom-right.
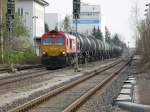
[[41, 30, 122, 69]]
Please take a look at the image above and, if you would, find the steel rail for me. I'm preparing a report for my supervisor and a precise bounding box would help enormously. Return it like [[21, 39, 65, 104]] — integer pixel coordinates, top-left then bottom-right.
[[63, 60, 130, 112], [0, 59, 118, 86], [0, 64, 43, 73], [9, 59, 122, 112], [0, 66, 10, 73], [0, 68, 45, 80], [0, 64, 70, 81], [0, 59, 93, 83], [0, 70, 52, 86], [0, 64, 82, 86]]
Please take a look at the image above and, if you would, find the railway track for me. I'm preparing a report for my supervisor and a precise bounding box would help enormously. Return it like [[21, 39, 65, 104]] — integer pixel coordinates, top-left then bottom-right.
[[0, 65, 73, 86], [8, 58, 130, 112], [0, 58, 118, 87], [15, 64, 43, 71], [0, 65, 11, 73], [0, 64, 44, 74], [0, 68, 51, 86], [0, 59, 119, 97]]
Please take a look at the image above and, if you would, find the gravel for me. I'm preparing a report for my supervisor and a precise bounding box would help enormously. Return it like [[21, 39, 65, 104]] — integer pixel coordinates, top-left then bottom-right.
[[77, 62, 129, 112], [0, 59, 118, 112]]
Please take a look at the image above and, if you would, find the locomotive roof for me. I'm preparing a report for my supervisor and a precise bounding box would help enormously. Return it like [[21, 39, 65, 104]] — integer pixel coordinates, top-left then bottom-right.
[[41, 31, 76, 39]]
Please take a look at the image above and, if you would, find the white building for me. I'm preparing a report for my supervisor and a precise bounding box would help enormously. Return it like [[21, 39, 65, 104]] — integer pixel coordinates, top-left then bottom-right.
[[45, 13, 61, 31], [72, 3, 101, 34], [15, 0, 49, 56]]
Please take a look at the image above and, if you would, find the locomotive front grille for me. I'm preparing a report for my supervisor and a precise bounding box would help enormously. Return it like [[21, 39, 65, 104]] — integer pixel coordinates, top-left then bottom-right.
[[41, 45, 66, 56]]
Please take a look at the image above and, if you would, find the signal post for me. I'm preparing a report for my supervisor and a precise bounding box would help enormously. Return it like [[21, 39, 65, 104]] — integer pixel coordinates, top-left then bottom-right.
[[73, 0, 80, 72], [7, 0, 15, 72]]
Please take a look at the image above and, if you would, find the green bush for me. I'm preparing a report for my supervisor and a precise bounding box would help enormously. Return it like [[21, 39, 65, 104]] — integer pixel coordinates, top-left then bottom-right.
[[23, 48, 34, 59], [3, 48, 35, 64]]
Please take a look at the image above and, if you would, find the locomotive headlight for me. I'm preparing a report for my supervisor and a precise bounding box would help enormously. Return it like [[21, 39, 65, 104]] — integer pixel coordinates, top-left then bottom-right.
[[62, 51, 66, 55], [43, 52, 46, 55]]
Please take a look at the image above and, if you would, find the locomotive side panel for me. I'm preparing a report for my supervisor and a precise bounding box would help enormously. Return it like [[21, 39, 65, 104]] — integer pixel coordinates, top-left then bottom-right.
[[65, 34, 80, 54]]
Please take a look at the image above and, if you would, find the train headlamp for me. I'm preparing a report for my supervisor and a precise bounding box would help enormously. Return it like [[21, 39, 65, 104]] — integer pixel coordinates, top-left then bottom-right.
[[62, 51, 66, 55], [43, 52, 46, 55]]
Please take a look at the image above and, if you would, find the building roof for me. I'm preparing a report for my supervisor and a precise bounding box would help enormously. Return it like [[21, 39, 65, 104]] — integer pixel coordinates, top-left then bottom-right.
[[18, 0, 49, 6], [35, 0, 49, 6]]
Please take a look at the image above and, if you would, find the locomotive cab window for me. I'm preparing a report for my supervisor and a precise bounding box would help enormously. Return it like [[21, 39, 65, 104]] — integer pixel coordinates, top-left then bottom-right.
[[56, 37, 64, 45], [42, 38, 52, 45]]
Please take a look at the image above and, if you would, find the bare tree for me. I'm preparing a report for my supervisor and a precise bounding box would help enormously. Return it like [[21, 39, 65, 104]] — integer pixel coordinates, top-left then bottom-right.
[[131, 1, 150, 62], [62, 15, 72, 33], [105, 26, 111, 44], [130, 1, 141, 47]]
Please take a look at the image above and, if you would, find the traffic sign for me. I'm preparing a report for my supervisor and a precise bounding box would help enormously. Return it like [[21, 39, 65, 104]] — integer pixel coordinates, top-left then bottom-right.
[[73, 19, 100, 24]]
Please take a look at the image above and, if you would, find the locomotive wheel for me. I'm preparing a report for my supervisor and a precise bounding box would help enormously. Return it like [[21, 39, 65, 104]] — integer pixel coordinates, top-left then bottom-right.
[[65, 57, 70, 66], [68, 56, 75, 65]]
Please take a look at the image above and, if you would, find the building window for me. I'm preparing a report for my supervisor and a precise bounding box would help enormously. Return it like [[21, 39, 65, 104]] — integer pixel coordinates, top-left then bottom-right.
[[21, 8, 23, 16], [18, 8, 23, 16], [18, 8, 20, 15]]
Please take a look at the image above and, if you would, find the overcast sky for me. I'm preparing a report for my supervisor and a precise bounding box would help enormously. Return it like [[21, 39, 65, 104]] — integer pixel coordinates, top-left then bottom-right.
[[45, 0, 150, 47]]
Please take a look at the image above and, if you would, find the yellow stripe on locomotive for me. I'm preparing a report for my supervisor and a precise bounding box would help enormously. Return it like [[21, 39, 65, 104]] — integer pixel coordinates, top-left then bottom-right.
[[41, 45, 66, 56]]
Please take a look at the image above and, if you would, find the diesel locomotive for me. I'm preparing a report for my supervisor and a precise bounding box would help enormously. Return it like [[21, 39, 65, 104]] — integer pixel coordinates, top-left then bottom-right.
[[41, 30, 122, 69]]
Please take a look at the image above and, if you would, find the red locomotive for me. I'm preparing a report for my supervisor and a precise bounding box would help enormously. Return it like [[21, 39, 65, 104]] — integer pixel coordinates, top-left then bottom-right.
[[41, 30, 122, 69]]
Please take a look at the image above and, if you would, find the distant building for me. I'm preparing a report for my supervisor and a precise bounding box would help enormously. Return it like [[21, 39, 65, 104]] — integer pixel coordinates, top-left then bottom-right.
[[45, 13, 61, 31], [15, 0, 49, 56], [72, 2, 101, 34]]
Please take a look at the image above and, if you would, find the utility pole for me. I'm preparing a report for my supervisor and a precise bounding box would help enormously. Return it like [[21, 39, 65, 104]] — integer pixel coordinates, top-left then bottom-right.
[[73, 0, 80, 72], [128, 41, 130, 58], [7, 0, 15, 72], [32, 16, 38, 55], [33, 1, 38, 55], [0, 0, 4, 64]]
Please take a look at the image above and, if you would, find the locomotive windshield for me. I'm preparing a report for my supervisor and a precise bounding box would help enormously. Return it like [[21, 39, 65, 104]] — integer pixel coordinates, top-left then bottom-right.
[[42, 36, 64, 45], [43, 38, 52, 45], [55, 37, 64, 45]]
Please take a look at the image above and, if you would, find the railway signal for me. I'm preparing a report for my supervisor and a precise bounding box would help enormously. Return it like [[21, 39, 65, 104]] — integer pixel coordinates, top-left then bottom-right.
[[7, 0, 15, 72], [73, 0, 80, 19], [73, 0, 80, 72]]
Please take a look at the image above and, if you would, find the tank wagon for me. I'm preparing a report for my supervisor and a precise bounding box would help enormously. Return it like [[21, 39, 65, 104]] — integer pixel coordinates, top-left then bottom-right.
[[41, 30, 122, 69]]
